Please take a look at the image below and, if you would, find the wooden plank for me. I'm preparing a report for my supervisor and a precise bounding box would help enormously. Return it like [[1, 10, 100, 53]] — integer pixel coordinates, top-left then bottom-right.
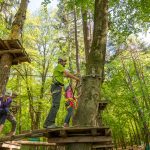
[[3, 41, 11, 49], [92, 144, 114, 148], [16, 141, 56, 146], [2, 143, 21, 149], [0, 49, 23, 55], [0, 39, 7, 49], [0, 132, 33, 142], [48, 136, 112, 144], [13, 57, 31, 64], [4, 141, 20, 146], [59, 130, 67, 137], [15, 39, 23, 49], [105, 129, 111, 136], [32, 126, 109, 134], [6, 39, 22, 49], [91, 129, 98, 136]]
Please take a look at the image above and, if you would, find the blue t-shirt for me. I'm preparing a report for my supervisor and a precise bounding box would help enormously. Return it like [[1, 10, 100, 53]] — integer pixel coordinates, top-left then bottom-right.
[[0, 97, 12, 109]]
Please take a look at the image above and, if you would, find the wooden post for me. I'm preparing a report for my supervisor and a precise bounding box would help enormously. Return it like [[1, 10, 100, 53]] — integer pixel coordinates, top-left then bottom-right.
[[0, 53, 13, 94]]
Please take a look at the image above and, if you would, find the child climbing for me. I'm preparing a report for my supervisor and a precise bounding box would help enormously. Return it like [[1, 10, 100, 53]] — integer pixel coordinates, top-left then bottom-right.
[[63, 83, 80, 127], [0, 90, 12, 133]]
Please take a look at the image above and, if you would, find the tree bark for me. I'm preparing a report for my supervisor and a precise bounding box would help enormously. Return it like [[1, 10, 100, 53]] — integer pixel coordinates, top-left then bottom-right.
[[87, 0, 108, 78], [68, 0, 108, 149], [81, 8, 90, 70], [0, 53, 13, 94], [73, 0, 108, 126], [10, 0, 29, 40], [0, 0, 29, 95]]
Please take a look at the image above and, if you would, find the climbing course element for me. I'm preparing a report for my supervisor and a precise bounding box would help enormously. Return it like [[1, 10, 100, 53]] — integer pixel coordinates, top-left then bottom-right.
[[0, 39, 30, 65]]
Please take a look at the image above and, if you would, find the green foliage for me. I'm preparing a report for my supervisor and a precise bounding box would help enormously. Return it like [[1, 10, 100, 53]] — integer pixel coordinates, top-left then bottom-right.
[[102, 48, 150, 146], [109, 0, 150, 45], [0, 0, 149, 147]]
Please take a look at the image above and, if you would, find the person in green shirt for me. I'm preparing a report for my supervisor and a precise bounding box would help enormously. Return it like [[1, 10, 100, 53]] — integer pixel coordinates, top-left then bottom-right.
[[43, 56, 79, 128]]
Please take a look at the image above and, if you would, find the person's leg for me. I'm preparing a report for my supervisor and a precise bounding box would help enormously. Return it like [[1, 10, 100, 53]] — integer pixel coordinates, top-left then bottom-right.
[[6, 113, 17, 136], [0, 124, 4, 133], [44, 84, 62, 127], [0, 114, 7, 133], [64, 107, 73, 127]]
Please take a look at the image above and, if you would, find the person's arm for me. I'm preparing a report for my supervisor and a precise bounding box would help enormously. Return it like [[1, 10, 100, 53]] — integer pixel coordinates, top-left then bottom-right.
[[76, 93, 82, 99], [3, 98, 12, 107], [64, 71, 80, 81]]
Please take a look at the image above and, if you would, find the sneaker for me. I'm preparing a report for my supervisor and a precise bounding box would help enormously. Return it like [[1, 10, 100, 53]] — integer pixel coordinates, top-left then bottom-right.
[[44, 124, 57, 129], [63, 123, 69, 128]]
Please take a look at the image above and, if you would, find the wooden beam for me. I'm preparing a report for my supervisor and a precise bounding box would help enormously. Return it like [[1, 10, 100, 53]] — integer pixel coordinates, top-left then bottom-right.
[[0, 39, 7, 49], [15, 141, 56, 146], [3, 41, 11, 49], [48, 136, 112, 144], [91, 129, 98, 136], [2, 143, 20, 149], [92, 144, 114, 148], [0, 49, 23, 55], [59, 130, 67, 137], [13, 57, 31, 64]]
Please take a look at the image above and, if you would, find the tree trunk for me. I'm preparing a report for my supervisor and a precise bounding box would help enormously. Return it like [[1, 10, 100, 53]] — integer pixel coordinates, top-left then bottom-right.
[[0, 0, 29, 95], [73, 0, 108, 126], [10, 0, 29, 40], [86, 0, 108, 78], [81, 8, 90, 70], [73, 76, 101, 126], [74, 6, 80, 73], [0, 53, 13, 94], [68, 0, 108, 149]]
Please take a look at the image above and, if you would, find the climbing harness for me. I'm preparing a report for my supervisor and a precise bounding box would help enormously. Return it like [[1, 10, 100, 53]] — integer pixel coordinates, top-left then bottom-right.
[[65, 79, 79, 110]]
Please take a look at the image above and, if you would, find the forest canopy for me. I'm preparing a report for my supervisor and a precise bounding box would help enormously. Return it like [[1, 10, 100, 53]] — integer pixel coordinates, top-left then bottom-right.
[[0, 0, 150, 149]]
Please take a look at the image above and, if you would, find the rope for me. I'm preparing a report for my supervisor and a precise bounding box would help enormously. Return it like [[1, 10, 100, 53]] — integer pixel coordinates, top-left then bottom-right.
[[0, 73, 53, 77]]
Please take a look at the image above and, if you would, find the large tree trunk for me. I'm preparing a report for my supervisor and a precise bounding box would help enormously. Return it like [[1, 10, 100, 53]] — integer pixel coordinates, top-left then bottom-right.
[[69, 0, 108, 149], [74, 0, 108, 126], [0, 0, 29, 95]]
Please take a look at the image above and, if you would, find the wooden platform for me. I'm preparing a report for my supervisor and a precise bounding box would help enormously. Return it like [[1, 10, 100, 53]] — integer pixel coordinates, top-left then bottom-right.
[[0, 39, 31, 65], [0, 127, 110, 141], [0, 126, 113, 149]]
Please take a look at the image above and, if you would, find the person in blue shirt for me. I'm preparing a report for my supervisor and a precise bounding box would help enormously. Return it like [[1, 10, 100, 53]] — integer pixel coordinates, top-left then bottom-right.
[[0, 90, 12, 133]]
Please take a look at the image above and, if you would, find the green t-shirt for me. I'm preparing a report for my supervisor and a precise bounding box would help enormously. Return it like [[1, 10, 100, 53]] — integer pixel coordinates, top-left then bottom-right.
[[53, 64, 65, 85]]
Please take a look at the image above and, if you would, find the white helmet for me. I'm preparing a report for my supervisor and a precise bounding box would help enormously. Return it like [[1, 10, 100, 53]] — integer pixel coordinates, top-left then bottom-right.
[[5, 89, 12, 96]]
